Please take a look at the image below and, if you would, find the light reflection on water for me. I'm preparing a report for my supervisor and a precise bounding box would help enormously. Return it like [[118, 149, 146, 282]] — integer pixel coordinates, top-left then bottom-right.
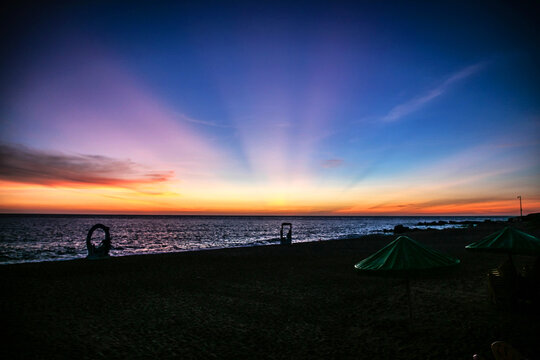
[[0, 215, 506, 264]]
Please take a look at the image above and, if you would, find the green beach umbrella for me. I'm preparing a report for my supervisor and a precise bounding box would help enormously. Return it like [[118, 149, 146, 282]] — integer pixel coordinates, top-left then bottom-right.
[[355, 236, 460, 319], [465, 226, 540, 256], [355, 236, 461, 273]]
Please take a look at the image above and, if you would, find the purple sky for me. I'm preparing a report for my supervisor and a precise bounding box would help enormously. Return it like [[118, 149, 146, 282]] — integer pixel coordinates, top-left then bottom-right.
[[1, 1, 539, 214]]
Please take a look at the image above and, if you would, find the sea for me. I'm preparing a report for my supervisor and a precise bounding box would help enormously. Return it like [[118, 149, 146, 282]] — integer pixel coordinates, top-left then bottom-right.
[[0, 215, 508, 264]]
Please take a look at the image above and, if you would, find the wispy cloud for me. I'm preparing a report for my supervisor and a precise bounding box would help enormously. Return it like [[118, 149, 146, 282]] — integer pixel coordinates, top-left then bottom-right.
[[273, 121, 293, 129], [321, 159, 344, 168], [362, 196, 520, 215], [382, 63, 485, 122], [0, 144, 174, 191], [178, 113, 231, 128]]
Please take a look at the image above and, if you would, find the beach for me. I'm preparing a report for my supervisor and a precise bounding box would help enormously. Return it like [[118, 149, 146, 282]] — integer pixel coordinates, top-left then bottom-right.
[[1, 222, 539, 359]]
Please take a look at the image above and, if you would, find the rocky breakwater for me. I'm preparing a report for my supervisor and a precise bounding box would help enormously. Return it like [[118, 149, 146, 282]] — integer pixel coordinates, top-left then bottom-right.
[[384, 218, 509, 235]]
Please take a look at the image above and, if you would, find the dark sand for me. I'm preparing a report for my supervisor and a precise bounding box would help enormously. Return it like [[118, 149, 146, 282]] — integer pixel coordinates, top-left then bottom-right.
[[1, 222, 539, 359]]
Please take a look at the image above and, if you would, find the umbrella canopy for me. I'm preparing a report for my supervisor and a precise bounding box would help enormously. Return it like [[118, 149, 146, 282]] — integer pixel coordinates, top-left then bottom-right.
[[355, 235, 460, 274], [465, 226, 540, 256], [354, 235, 460, 320]]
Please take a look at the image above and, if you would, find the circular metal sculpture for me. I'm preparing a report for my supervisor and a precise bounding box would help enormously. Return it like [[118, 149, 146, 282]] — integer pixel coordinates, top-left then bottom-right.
[[86, 223, 111, 259]]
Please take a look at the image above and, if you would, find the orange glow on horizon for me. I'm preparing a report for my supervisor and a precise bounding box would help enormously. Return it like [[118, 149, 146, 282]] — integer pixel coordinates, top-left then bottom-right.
[[1, 180, 538, 216]]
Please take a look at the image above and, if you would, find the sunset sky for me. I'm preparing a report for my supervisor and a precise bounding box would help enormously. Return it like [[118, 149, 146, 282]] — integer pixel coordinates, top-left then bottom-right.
[[1, 1, 539, 215]]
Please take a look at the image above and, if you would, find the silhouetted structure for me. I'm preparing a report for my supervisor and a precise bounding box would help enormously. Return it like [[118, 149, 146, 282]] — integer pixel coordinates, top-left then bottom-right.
[[86, 223, 111, 259], [280, 223, 292, 245]]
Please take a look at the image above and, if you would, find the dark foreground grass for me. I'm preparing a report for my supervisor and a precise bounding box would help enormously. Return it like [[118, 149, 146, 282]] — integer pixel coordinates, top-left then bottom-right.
[[1, 223, 539, 359]]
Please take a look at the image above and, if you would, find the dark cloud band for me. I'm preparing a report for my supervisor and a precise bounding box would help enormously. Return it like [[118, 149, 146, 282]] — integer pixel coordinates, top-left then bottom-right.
[[0, 144, 173, 188]]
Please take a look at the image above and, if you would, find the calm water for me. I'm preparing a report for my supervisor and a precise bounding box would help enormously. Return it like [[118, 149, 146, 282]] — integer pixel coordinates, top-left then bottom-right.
[[0, 215, 507, 264]]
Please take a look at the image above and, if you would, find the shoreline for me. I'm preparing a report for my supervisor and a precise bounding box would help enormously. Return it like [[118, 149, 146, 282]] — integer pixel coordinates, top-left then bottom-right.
[[0, 216, 516, 266], [1, 222, 539, 359], [0, 219, 524, 268]]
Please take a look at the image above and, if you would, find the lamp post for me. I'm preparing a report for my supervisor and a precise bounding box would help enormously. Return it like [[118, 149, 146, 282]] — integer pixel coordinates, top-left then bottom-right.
[[517, 195, 522, 218]]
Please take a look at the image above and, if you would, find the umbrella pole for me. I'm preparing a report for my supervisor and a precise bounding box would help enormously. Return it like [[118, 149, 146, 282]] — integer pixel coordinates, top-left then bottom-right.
[[508, 253, 514, 267], [406, 277, 413, 320]]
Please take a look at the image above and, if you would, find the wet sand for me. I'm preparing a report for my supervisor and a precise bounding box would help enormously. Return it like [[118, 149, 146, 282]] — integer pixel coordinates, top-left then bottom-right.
[[1, 222, 539, 359]]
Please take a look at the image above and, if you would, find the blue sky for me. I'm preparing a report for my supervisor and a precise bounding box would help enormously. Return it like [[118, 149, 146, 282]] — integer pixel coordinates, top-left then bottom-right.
[[1, 1, 539, 214]]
